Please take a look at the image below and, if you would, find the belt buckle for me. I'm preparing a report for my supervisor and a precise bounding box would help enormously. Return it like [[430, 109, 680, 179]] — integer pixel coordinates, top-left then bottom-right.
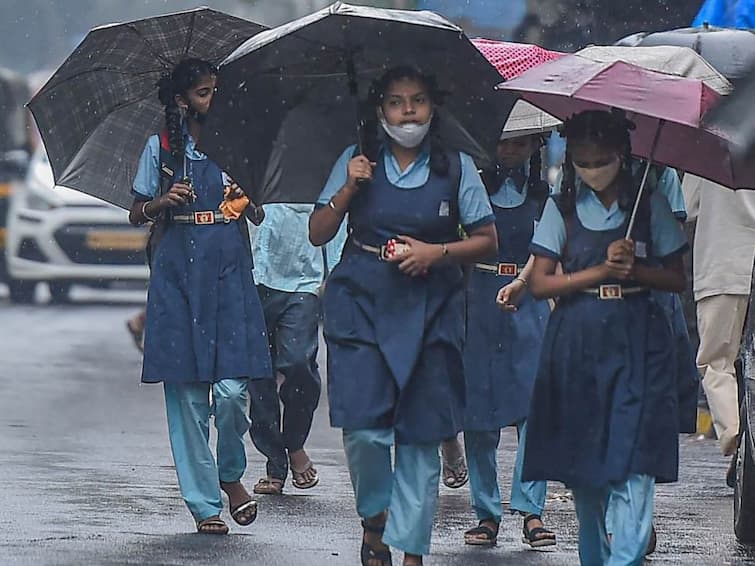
[[497, 263, 518, 277], [194, 211, 214, 225], [599, 284, 623, 300]]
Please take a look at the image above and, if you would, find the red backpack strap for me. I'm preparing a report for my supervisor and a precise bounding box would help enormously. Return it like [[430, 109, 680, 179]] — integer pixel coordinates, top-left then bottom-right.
[[159, 129, 171, 153]]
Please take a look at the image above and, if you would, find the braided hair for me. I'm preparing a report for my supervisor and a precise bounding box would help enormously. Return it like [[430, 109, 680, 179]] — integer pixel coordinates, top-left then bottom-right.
[[481, 134, 549, 205], [363, 66, 450, 177], [156, 58, 217, 160], [558, 109, 640, 215]]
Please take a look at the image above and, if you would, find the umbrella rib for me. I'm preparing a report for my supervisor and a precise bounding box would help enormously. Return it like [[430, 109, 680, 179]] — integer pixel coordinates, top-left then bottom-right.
[[34, 67, 163, 100], [183, 11, 197, 58], [124, 24, 177, 69]]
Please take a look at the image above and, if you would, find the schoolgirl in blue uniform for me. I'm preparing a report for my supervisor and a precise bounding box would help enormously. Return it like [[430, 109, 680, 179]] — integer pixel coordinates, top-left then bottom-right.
[[462, 132, 556, 548], [309, 66, 497, 566], [524, 110, 688, 565], [128, 59, 272, 535]]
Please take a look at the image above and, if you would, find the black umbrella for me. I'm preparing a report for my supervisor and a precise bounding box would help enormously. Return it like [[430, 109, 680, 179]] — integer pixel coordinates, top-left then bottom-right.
[[200, 1, 515, 205], [616, 23, 755, 82], [706, 63, 755, 161], [27, 8, 266, 209]]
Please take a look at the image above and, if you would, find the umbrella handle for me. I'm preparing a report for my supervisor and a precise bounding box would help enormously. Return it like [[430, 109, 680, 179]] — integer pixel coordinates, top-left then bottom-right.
[[625, 119, 664, 240], [624, 158, 652, 239]]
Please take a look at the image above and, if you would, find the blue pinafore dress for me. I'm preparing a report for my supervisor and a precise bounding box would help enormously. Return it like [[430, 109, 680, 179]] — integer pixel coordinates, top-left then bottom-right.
[[464, 187, 550, 431], [142, 153, 272, 384], [323, 150, 466, 445], [522, 198, 679, 488]]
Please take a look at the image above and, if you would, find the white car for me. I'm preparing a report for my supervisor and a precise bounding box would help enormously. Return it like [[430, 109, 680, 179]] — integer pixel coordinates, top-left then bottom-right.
[[5, 148, 149, 303]]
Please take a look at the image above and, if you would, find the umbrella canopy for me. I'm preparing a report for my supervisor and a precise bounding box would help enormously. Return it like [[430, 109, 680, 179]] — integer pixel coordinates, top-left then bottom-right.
[[471, 39, 563, 139], [471, 38, 563, 80], [706, 64, 755, 159], [200, 2, 515, 205], [497, 55, 755, 190], [27, 8, 266, 209], [577, 45, 732, 94], [615, 24, 755, 82]]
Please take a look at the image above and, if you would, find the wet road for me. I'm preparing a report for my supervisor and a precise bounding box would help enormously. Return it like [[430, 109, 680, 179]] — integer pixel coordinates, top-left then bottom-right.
[[1, 288, 754, 565]]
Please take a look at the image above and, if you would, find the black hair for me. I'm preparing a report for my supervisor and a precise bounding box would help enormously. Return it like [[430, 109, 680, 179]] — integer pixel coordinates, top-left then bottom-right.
[[481, 135, 549, 204], [156, 58, 218, 159], [362, 66, 450, 177], [558, 109, 640, 215]]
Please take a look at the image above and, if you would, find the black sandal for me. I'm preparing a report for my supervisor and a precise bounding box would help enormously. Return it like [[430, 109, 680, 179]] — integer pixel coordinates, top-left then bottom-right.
[[361, 520, 393, 566], [522, 514, 557, 548], [464, 520, 499, 546]]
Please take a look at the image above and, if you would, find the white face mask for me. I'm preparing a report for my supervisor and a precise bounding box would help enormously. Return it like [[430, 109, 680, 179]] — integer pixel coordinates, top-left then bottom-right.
[[573, 157, 621, 192], [379, 115, 433, 149]]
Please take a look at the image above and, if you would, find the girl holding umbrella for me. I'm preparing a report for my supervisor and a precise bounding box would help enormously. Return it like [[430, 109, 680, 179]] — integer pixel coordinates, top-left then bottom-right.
[[128, 58, 272, 534], [309, 66, 497, 566], [524, 109, 688, 564]]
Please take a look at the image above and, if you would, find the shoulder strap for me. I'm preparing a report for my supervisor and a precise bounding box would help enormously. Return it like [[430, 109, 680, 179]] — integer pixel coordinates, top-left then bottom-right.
[[157, 130, 178, 197]]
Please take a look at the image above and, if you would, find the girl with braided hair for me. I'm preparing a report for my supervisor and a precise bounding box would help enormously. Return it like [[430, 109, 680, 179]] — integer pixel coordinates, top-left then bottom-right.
[[523, 110, 688, 564], [460, 131, 556, 548], [310, 66, 497, 566], [127, 58, 272, 534]]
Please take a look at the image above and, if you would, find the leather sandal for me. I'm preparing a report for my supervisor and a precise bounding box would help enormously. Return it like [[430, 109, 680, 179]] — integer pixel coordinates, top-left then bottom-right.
[[522, 514, 556, 548], [361, 519, 392, 566]]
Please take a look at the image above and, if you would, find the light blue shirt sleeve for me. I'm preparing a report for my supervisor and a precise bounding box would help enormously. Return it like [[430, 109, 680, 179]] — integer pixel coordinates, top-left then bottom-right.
[[132, 135, 160, 200], [654, 167, 687, 221], [458, 152, 494, 231], [529, 198, 566, 259], [316, 145, 356, 208], [649, 190, 689, 258]]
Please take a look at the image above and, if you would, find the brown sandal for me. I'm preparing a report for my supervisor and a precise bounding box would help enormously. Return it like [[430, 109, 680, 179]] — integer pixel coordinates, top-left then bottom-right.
[[196, 516, 229, 535], [253, 477, 284, 495]]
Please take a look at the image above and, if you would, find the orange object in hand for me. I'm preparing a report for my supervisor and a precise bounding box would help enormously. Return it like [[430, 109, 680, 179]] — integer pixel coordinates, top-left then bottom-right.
[[219, 186, 249, 220]]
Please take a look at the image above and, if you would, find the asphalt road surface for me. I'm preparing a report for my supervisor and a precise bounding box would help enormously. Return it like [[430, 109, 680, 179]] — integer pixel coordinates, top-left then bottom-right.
[[1, 287, 754, 565]]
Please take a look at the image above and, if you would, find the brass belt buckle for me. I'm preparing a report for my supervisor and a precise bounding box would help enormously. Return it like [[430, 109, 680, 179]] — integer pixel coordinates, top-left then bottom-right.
[[497, 263, 518, 276], [599, 284, 623, 300], [194, 211, 214, 225]]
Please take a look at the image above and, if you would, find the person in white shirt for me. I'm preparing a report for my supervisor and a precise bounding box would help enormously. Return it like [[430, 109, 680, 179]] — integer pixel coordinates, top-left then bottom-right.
[[682, 173, 755, 470]]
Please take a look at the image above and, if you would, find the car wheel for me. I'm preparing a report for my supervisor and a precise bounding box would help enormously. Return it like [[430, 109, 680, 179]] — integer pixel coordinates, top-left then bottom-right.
[[7, 278, 36, 304], [735, 415, 755, 542], [48, 281, 72, 304]]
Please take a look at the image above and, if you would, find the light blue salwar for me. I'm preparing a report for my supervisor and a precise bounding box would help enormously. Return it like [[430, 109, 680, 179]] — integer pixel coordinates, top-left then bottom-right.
[[572, 474, 655, 566], [465, 421, 547, 524], [164, 378, 250, 522], [343, 429, 441, 556]]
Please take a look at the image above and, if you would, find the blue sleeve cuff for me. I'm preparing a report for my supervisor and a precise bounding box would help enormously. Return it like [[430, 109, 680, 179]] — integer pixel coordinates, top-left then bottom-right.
[[462, 214, 495, 233], [131, 189, 152, 201], [529, 242, 561, 260]]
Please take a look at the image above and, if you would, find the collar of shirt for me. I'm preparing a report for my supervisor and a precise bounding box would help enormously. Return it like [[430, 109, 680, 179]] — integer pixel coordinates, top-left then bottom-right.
[[575, 179, 626, 229], [381, 142, 431, 187], [489, 161, 530, 209], [182, 123, 207, 161]]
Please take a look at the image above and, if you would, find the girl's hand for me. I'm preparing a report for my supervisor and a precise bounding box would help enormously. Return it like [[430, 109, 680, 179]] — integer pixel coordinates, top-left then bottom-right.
[[346, 156, 376, 190], [385, 235, 442, 277], [159, 183, 192, 208], [607, 239, 634, 263], [496, 279, 527, 312], [604, 238, 635, 280]]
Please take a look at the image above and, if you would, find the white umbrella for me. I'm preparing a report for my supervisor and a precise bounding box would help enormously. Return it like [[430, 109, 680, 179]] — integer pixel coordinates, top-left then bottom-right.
[[499, 100, 561, 140], [576, 44, 732, 94]]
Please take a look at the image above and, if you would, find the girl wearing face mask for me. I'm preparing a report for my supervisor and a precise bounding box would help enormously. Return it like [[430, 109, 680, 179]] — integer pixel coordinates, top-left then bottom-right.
[[309, 66, 497, 566], [460, 131, 556, 549], [128, 59, 272, 534], [523, 110, 688, 565]]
